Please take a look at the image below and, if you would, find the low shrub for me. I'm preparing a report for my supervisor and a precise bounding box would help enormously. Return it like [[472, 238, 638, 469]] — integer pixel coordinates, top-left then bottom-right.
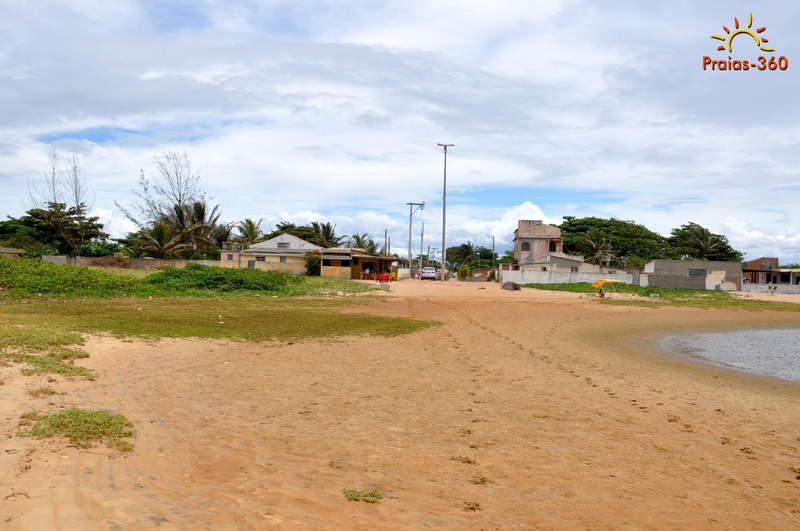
[[145, 263, 300, 292], [0, 256, 138, 296]]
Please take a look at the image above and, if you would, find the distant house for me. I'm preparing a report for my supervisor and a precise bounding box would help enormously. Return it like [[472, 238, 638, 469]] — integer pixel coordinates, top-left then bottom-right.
[[743, 257, 800, 285], [223, 233, 323, 275], [512, 220, 623, 274], [0, 247, 25, 258], [641, 260, 742, 291]]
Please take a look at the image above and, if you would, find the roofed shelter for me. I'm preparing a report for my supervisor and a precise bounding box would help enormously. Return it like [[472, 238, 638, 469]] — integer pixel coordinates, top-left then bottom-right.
[[321, 248, 397, 279]]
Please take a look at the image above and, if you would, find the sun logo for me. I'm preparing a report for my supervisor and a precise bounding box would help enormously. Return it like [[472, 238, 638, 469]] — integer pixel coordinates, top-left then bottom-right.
[[711, 13, 774, 52]]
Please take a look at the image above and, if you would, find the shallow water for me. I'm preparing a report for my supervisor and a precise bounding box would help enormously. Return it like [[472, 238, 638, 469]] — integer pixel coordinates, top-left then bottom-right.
[[658, 329, 800, 382]]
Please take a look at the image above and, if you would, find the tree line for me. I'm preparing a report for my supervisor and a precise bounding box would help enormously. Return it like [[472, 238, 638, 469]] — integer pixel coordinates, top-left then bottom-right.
[[0, 151, 385, 259], [444, 217, 744, 273]]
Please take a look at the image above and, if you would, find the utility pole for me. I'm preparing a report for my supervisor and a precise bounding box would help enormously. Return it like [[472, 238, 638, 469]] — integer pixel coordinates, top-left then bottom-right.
[[427, 244, 431, 269], [384, 229, 388, 256], [437, 143, 453, 281], [491, 235, 496, 282], [406, 202, 424, 279], [419, 221, 425, 269]]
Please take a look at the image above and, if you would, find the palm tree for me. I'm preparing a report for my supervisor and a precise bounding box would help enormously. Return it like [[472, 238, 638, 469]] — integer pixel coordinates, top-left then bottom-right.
[[580, 230, 614, 265], [672, 223, 720, 259], [136, 220, 190, 258], [347, 233, 370, 248], [236, 218, 263, 246], [310, 221, 343, 248]]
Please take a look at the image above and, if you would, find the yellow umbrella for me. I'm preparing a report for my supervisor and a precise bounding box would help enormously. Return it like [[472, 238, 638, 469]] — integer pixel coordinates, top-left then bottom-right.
[[591, 279, 624, 288]]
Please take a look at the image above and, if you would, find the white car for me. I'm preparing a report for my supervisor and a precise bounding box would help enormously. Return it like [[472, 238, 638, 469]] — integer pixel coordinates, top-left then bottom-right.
[[420, 266, 439, 280]]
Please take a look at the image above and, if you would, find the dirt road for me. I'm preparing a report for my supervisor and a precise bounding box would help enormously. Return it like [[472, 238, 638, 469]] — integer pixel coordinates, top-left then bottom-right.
[[3, 281, 800, 529]]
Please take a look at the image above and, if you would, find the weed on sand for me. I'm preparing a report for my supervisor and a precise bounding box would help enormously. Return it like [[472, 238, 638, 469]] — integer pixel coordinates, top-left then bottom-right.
[[18, 407, 134, 451], [524, 283, 800, 311], [27, 386, 64, 398], [343, 488, 383, 503]]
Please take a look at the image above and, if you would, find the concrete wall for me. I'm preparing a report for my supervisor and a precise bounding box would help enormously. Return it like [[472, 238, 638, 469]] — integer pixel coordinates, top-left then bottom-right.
[[742, 284, 800, 294], [321, 265, 351, 279], [241, 254, 306, 275], [643, 260, 742, 291], [499, 269, 633, 285]]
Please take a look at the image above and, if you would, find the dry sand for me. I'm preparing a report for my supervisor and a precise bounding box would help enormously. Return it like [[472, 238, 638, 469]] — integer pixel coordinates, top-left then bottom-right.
[[2, 281, 800, 529]]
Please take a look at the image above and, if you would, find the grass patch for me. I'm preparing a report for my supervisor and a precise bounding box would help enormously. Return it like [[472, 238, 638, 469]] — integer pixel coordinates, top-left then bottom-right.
[[18, 407, 134, 451], [343, 488, 383, 503], [0, 257, 377, 298], [27, 386, 63, 398], [0, 297, 434, 343], [523, 283, 800, 311], [0, 326, 83, 351], [3, 352, 95, 380]]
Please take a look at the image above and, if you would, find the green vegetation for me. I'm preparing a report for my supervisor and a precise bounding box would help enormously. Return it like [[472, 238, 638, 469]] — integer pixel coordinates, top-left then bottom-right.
[[446, 242, 496, 271], [18, 408, 134, 451], [557, 217, 743, 268], [0, 322, 93, 379], [523, 283, 800, 311], [145, 263, 299, 292], [27, 386, 63, 398], [0, 257, 376, 297], [2, 352, 95, 379], [1, 297, 434, 343], [343, 488, 384, 503]]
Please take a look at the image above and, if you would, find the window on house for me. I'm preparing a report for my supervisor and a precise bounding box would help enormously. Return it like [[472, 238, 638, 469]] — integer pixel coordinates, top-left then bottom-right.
[[688, 269, 707, 278], [521, 242, 531, 251], [541, 266, 547, 271], [247, 260, 255, 268], [280, 256, 286, 263], [256, 256, 265, 262], [780, 272, 790, 283], [570, 266, 578, 272], [322, 259, 331, 266], [227, 254, 233, 261], [549, 241, 557, 252], [277, 242, 290, 248]]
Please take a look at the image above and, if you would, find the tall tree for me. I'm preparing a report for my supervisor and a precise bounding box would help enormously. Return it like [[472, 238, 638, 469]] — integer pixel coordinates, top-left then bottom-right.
[[116, 152, 227, 259], [559, 216, 669, 265], [236, 218, 263, 245], [578, 229, 615, 265], [669, 222, 743, 261], [310, 221, 343, 248]]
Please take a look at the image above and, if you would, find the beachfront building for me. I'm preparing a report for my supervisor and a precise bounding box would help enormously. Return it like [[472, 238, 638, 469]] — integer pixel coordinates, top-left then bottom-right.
[[743, 257, 800, 285], [320, 247, 396, 279], [222, 234, 323, 275], [640, 259, 742, 291], [222, 233, 397, 278], [511, 220, 621, 274]]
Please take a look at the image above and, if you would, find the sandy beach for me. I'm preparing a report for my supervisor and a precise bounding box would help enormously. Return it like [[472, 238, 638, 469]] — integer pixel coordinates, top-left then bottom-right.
[[3, 281, 800, 529]]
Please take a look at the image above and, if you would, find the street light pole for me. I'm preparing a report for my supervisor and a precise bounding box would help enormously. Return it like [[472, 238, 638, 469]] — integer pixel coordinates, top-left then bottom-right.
[[437, 143, 454, 281], [406, 201, 424, 279], [419, 221, 425, 269]]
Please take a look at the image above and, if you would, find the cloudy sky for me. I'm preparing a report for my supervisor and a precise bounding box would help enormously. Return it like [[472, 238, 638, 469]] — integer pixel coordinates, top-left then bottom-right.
[[2, 0, 799, 260]]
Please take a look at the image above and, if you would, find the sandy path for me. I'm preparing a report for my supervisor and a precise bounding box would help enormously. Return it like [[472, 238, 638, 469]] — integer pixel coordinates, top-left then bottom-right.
[[3, 281, 800, 529]]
